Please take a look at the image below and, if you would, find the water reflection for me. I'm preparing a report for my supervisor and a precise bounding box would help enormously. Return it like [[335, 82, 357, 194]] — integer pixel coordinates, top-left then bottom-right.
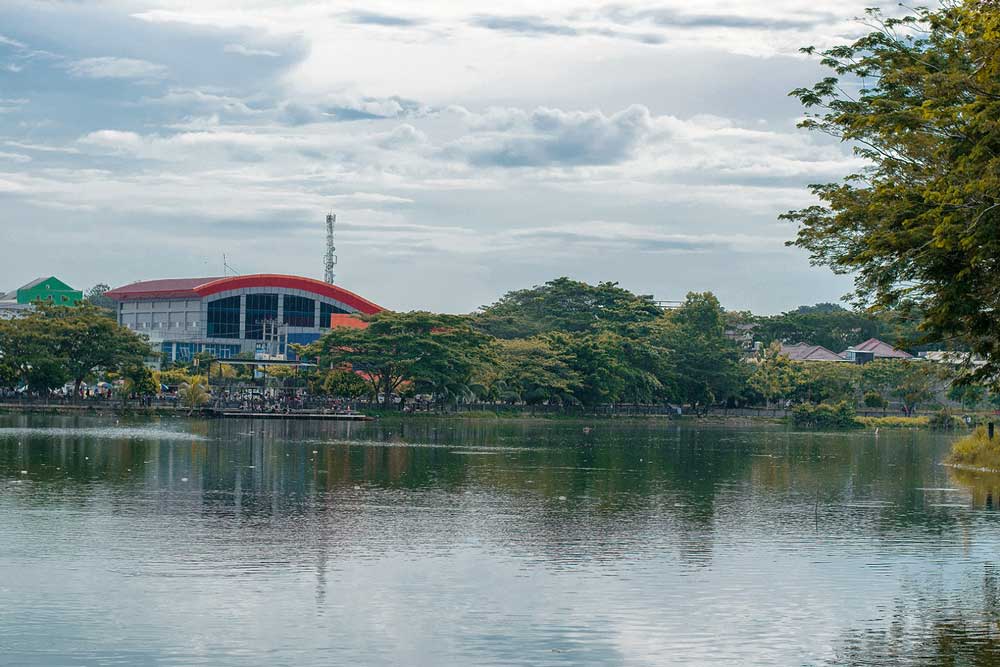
[[1, 414, 999, 665]]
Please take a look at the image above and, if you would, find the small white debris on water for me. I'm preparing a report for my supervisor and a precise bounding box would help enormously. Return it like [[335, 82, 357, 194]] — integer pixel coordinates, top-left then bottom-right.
[[181, 477, 189, 482], [353, 485, 361, 490], [20, 470, 27, 474], [558, 496, 567, 501]]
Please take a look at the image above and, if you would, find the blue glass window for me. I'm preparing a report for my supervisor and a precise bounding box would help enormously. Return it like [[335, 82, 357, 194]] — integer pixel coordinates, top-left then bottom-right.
[[202, 344, 240, 359], [283, 295, 315, 328], [319, 301, 350, 328], [207, 296, 241, 339], [245, 293, 278, 340]]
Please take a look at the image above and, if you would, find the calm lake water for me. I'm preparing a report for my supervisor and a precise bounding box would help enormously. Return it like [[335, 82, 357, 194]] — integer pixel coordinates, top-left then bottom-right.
[[2, 414, 999, 666]]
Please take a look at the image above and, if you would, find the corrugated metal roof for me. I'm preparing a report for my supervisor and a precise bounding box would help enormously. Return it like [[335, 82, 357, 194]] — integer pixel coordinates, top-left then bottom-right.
[[844, 338, 913, 359], [105, 277, 225, 300], [780, 343, 845, 362]]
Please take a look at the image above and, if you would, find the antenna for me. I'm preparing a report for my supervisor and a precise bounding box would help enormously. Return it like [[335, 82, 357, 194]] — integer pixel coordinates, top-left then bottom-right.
[[324, 211, 338, 284], [223, 254, 240, 276]]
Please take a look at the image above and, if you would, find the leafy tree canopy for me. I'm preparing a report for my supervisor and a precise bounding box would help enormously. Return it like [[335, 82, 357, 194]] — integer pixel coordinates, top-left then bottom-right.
[[784, 1, 1000, 382], [475, 277, 662, 339], [305, 311, 495, 405]]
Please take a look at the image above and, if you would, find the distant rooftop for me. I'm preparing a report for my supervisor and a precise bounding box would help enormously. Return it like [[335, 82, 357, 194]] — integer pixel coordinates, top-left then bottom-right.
[[780, 343, 845, 362], [842, 338, 913, 359]]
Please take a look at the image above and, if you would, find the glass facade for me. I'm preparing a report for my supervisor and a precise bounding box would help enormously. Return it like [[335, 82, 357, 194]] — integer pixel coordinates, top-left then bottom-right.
[[161, 342, 241, 362], [283, 295, 315, 328], [245, 293, 278, 340], [319, 301, 350, 328], [202, 344, 240, 359], [207, 296, 241, 338]]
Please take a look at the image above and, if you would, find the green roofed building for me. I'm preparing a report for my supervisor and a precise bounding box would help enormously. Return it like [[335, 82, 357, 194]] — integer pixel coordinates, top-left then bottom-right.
[[3, 276, 83, 306]]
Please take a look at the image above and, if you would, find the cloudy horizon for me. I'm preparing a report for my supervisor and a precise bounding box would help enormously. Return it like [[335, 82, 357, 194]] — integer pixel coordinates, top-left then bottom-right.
[[0, 0, 894, 314]]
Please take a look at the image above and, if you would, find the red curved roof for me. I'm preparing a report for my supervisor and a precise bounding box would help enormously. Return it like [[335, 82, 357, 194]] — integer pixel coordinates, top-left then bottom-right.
[[106, 274, 383, 314]]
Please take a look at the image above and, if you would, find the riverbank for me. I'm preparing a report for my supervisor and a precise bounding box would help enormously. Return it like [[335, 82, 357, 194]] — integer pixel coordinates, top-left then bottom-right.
[[947, 427, 1000, 472], [0, 401, 983, 430]]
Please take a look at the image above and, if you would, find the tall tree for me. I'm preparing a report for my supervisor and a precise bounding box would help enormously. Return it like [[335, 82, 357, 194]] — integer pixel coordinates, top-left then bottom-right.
[[85, 284, 115, 312], [665, 292, 744, 409], [305, 311, 494, 406], [783, 1, 1000, 382], [30, 303, 151, 399], [748, 343, 803, 406], [475, 277, 662, 339]]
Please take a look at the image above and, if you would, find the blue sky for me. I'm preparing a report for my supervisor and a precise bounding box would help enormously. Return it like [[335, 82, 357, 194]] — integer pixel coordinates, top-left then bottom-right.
[[0, 0, 895, 313]]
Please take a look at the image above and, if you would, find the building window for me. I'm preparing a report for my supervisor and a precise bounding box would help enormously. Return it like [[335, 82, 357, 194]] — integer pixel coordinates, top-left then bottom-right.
[[245, 293, 278, 340], [319, 301, 350, 328], [202, 343, 240, 359], [283, 295, 315, 328], [207, 296, 241, 339]]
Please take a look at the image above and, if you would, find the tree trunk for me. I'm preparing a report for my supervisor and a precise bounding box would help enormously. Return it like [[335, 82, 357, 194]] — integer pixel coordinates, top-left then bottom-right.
[[73, 378, 82, 403]]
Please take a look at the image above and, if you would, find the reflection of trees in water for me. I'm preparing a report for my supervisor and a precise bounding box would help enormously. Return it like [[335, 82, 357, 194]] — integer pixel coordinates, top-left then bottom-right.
[[832, 564, 1000, 665], [950, 467, 1000, 511], [0, 417, 965, 571]]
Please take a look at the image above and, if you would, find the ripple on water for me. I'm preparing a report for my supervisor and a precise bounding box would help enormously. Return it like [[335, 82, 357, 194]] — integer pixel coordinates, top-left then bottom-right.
[[0, 426, 208, 441]]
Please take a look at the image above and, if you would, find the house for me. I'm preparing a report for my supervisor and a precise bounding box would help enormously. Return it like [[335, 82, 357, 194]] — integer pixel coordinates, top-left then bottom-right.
[[2, 276, 83, 306], [841, 338, 913, 363], [779, 343, 846, 362], [0, 276, 83, 318]]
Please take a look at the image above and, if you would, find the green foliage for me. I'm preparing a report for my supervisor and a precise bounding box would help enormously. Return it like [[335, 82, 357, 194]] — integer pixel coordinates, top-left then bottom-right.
[[863, 391, 888, 409], [856, 415, 929, 428], [784, 2, 1000, 383], [0, 303, 150, 397], [665, 292, 744, 409], [754, 307, 882, 353], [178, 382, 210, 409], [929, 409, 960, 431], [748, 342, 802, 404], [123, 364, 157, 397], [318, 370, 371, 399], [307, 311, 495, 405], [475, 277, 662, 339], [84, 284, 115, 313], [948, 383, 987, 410], [493, 337, 582, 404], [794, 362, 859, 404], [791, 401, 860, 429]]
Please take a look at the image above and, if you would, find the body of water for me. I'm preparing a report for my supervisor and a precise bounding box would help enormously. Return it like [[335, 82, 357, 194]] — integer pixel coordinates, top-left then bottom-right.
[[1, 414, 998, 665]]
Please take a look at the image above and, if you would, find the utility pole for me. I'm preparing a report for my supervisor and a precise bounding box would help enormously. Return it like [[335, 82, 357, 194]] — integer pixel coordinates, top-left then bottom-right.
[[324, 212, 338, 284]]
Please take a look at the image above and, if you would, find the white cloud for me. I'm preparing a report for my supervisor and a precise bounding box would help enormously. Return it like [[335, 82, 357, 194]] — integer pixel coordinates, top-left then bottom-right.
[[66, 57, 168, 80], [0, 151, 30, 163], [223, 43, 281, 57]]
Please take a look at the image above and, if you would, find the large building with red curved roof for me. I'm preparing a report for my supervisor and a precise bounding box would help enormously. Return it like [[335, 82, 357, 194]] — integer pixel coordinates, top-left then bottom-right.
[[105, 274, 383, 362]]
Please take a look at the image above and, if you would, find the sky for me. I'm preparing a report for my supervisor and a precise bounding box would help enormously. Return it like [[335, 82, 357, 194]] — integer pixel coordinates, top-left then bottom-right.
[[0, 0, 897, 313]]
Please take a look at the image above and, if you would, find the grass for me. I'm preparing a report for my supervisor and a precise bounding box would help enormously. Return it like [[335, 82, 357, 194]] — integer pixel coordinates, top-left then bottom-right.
[[855, 416, 931, 428], [947, 427, 1000, 472]]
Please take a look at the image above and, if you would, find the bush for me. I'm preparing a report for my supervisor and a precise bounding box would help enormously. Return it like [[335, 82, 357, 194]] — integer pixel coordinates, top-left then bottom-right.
[[948, 427, 1000, 471], [929, 409, 960, 430], [863, 391, 888, 409], [856, 415, 930, 428], [791, 401, 860, 429]]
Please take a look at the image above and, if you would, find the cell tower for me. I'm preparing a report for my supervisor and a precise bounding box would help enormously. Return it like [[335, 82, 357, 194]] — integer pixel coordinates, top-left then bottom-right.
[[324, 212, 338, 284]]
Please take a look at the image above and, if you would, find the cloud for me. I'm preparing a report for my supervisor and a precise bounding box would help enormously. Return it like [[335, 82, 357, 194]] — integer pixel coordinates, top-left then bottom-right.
[[0, 34, 26, 49], [343, 11, 425, 27], [470, 15, 578, 37], [223, 43, 280, 57], [0, 98, 28, 113], [447, 105, 653, 167], [0, 151, 31, 163], [66, 57, 168, 80], [603, 6, 836, 31], [469, 14, 665, 44]]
